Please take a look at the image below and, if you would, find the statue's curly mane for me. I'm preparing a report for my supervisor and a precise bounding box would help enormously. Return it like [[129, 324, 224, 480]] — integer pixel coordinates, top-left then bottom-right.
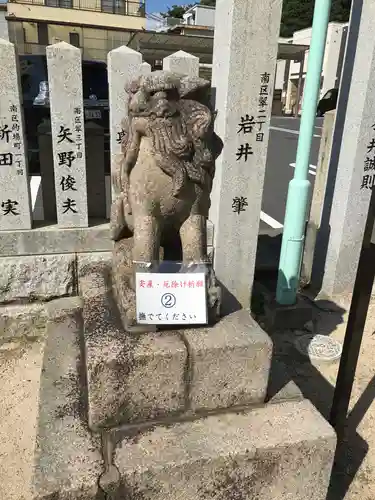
[[118, 71, 222, 198]]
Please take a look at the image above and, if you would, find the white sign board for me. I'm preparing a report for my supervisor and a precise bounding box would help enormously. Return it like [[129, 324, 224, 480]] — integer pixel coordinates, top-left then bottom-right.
[[135, 272, 207, 325]]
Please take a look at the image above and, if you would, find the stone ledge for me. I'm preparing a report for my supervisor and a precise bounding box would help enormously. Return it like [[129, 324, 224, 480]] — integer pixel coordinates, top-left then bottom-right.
[[108, 400, 336, 500], [32, 297, 104, 500], [0, 254, 77, 304], [0, 220, 214, 256], [0, 221, 112, 257], [81, 264, 273, 430], [0, 252, 111, 304]]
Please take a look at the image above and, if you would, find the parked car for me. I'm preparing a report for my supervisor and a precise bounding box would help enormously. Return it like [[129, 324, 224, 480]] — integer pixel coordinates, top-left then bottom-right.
[[316, 88, 338, 117], [19, 54, 110, 174]]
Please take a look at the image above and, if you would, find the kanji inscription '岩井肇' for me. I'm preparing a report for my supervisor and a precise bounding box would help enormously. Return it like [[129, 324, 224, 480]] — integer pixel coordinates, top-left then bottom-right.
[[231, 72, 272, 215]]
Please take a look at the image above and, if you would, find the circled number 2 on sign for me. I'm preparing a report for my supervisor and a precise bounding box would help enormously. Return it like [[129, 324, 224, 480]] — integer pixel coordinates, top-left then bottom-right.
[[161, 293, 176, 308]]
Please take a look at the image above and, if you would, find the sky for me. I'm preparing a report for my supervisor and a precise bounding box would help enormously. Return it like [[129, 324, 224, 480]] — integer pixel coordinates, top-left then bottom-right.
[[146, 0, 187, 14]]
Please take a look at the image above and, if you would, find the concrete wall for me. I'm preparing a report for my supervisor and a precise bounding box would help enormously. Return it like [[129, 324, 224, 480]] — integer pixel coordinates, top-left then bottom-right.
[[321, 23, 347, 95], [7, 2, 145, 30]]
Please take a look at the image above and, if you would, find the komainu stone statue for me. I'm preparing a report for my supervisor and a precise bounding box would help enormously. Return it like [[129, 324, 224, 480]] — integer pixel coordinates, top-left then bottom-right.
[[110, 70, 223, 332]]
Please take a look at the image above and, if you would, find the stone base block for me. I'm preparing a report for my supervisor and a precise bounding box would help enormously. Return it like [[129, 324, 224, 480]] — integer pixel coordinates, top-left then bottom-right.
[[32, 297, 104, 500], [81, 264, 188, 430], [81, 264, 272, 430], [185, 309, 272, 412], [106, 400, 336, 500]]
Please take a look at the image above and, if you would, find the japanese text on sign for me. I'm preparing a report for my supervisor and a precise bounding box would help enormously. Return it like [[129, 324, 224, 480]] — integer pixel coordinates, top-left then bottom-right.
[[136, 272, 207, 325], [56, 107, 84, 215], [0, 104, 25, 217], [361, 124, 375, 190], [232, 72, 271, 214]]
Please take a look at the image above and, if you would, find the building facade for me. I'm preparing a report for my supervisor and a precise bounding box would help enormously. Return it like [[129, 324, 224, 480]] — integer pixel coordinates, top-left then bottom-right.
[[281, 22, 348, 115], [182, 4, 215, 29], [4, 0, 145, 61], [0, 3, 9, 40]]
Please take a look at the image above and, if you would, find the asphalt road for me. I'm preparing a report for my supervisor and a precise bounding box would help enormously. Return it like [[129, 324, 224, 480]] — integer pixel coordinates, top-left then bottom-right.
[[260, 116, 324, 232]]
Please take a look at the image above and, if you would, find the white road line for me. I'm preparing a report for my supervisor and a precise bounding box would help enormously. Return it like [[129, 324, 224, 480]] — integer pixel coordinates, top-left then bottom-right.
[[260, 211, 283, 229], [30, 175, 41, 209], [270, 126, 321, 138], [289, 162, 317, 176]]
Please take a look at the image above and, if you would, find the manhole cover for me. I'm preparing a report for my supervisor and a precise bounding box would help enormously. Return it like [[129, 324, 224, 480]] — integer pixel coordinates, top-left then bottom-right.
[[294, 334, 342, 362]]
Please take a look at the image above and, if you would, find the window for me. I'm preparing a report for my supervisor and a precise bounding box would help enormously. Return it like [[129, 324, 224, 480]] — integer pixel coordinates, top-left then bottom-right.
[[69, 32, 80, 47], [101, 0, 114, 13], [37, 23, 49, 45], [46, 0, 73, 8]]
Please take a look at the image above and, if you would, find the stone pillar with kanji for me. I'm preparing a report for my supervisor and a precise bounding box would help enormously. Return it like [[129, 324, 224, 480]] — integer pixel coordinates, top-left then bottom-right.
[[0, 39, 32, 230]]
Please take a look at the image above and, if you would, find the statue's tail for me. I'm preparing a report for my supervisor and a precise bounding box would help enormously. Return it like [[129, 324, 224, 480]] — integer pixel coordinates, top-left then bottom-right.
[[172, 165, 188, 197], [110, 192, 133, 241]]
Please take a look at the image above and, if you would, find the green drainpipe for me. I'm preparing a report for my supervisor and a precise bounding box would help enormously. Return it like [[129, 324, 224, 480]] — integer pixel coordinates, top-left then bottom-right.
[[276, 0, 332, 305]]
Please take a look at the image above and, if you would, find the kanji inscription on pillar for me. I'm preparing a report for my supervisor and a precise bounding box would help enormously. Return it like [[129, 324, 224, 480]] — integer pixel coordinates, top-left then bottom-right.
[[47, 42, 88, 228], [0, 40, 32, 230]]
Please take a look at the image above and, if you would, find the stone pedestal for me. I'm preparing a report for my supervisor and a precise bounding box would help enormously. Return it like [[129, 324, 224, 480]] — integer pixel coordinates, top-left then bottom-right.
[[80, 263, 272, 429], [30, 265, 336, 500]]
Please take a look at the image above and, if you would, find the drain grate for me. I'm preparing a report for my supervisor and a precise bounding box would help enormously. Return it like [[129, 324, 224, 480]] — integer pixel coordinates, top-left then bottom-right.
[[294, 334, 342, 362]]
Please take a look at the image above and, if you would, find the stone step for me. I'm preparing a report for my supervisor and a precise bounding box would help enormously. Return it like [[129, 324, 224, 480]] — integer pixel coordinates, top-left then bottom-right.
[[103, 400, 336, 500], [80, 264, 274, 430], [32, 297, 104, 500]]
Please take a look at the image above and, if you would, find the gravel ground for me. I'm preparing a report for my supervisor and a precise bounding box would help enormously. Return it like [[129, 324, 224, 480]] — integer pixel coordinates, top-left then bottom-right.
[[262, 294, 375, 500], [0, 338, 44, 500]]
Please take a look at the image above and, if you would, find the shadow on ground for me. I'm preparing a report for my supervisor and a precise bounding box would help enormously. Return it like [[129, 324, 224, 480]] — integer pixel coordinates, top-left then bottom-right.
[[253, 260, 370, 500]]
